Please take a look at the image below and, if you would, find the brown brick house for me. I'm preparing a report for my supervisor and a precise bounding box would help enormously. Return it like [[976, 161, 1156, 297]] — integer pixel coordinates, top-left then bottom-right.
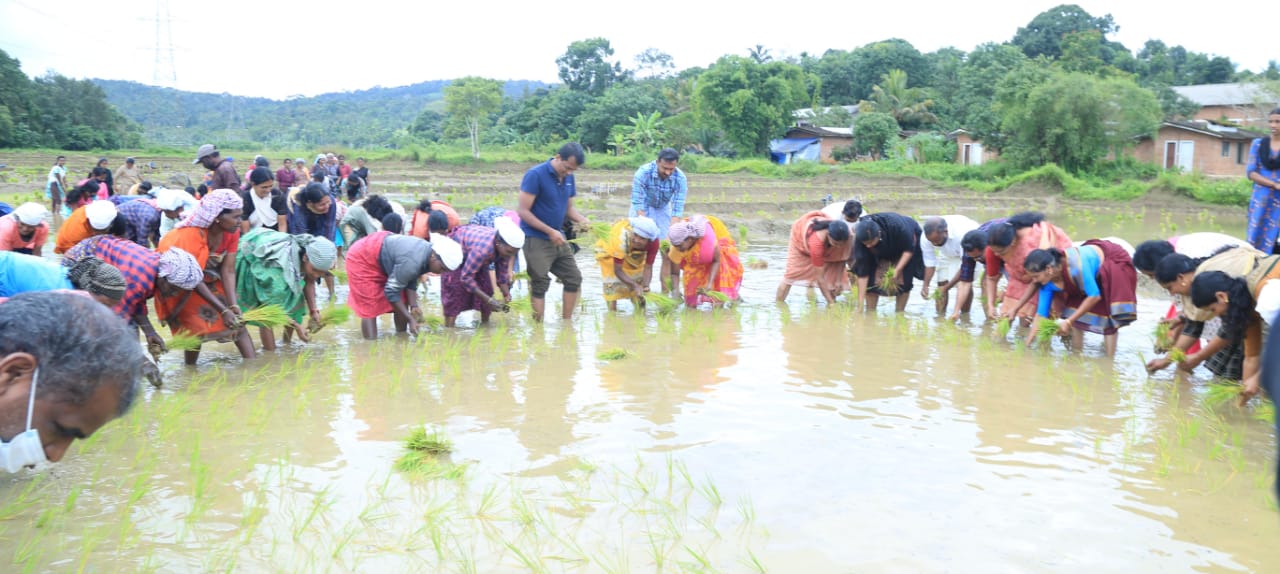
[[776, 125, 853, 164], [1130, 120, 1264, 177], [947, 129, 1000, 165]]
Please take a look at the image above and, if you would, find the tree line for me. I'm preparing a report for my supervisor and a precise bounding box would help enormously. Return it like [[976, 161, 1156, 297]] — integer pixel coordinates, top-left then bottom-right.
[[0, 50, 139, 150]]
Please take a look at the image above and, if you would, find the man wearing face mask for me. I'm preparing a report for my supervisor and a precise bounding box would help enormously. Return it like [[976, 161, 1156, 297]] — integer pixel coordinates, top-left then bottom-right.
[[0, 291, 143, 472]]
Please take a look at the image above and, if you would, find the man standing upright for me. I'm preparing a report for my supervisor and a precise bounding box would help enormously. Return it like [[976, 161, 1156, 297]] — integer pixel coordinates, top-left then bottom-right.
[[114, 157, 142, 196], [194, 144, 241, 191], [45, 155, 67, 214], [517, 142, 590, 323], [630, 148, 687, 292]]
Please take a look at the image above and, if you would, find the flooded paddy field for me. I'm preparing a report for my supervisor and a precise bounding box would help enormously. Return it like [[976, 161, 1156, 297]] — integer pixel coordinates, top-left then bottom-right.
[[0, 153, 1275, 572]]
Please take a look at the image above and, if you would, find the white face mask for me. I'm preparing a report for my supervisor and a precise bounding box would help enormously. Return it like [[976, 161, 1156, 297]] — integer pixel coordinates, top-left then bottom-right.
[[0, 368, 47, 473]]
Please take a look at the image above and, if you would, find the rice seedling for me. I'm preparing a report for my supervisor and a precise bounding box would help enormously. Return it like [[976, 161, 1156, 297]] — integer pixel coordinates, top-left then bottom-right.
[[1154, 321, 1173, 350], [241, 304, 292, 328], [660, 239, 671, 253], [508, 296, 533, 313], [1168, 347, 1188, 363], [928, 289, 943, 301], [597, 347, 630, 361], [404, 426, 453, 454], [331, 269, 348, 284], [1203, 380, 1242, 410], [878, 267, 898, 294], [995, 317, 1012, 338], [164, 330, 203, 352], [1035, 318, 1061, 345], [569, 222, 612, 245], [644, 292, 680, 314], [310, 305, 352, 333], [1255, 400, 1276, 424], [512, 271, 530, 282], [745, 257, 768, 269], [699, 289, 731, 303]]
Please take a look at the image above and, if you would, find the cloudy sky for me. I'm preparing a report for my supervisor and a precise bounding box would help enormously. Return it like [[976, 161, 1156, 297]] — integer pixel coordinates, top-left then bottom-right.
[[0, 0, 1267, 100]]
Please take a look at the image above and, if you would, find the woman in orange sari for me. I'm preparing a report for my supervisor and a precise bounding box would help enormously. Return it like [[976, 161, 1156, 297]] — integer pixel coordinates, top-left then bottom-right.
[[667, 215, 743, 307], [776, 211, 852, 305], [983, 212, 1073, 323], [155, 189, 256, 365]]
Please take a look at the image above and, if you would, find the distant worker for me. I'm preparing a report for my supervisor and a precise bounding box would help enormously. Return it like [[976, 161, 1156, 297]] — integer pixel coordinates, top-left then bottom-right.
[[630, 148, 687, 292], [193, 144, 242, 192], [45, 156, 67, 214], [114, 157, 142, 196]]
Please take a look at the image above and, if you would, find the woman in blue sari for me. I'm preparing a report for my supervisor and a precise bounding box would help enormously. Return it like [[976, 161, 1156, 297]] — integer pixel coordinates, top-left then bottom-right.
[[1246, 108, 1280, 253]]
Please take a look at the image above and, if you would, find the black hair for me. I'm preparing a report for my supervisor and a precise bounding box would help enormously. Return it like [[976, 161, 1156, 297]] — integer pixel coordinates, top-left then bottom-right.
[[1023, 248, 1064, 274], [842, 200, 863, 221], [107, 214, 128, 238], [345, 177, 363, 202], [812, 219, 849, 242], [254, 156, 269, 168], [1190, 271, 1254, 341], [428, 210, 450, 233], [416, 199, 434, 213], [299, 182, 330, 206], [249, 166, 274, 186], [55, 155, 65, 162], [311, 171, 326, 182], [363, 195, 393, 221], [854, 218, 881, 244], [1007, 212, 1045, 229], [922, 217, 948, 236], [380, 213, 404, 234], [1133, 240, 1176, 273], [0, 291, 142, 416], [1272, 107, 1280, 116], [961, 229, 988, 253], [657, 148, 680, 163], [91, 166, 110, 178], [195, 184, 209, 199], [137, 181, 153, 193], [66, 181, 99, 205], [184, 186, 196, 194], [1154, 253, 1197, 285], [557, 142, 586, 165], [988, 223, 1017, 249]]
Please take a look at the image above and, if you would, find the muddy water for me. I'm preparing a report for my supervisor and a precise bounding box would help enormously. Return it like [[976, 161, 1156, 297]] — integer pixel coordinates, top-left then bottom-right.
[[1, 209, 1277, 572]]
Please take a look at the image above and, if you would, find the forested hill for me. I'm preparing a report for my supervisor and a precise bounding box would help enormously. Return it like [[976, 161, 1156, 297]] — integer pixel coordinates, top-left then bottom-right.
[[93, 79, 550, 149]]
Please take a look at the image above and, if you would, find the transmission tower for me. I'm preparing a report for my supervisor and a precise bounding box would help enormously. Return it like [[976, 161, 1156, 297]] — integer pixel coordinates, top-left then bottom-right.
[[152, 0, 176, 87]]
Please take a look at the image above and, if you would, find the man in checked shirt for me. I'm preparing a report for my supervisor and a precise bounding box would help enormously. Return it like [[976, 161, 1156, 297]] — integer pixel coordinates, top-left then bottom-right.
[[630, 148, 687, 293]]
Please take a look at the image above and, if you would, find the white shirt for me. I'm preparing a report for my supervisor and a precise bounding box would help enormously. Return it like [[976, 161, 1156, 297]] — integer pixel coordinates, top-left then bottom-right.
[[920, 215, 979, 268], [1173, 232, 1244, 258]]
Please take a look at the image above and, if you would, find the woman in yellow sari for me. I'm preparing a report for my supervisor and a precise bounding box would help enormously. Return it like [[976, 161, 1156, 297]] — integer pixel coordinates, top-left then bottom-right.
[[668, 215, 743, 308], [595, 217, 660, 311]]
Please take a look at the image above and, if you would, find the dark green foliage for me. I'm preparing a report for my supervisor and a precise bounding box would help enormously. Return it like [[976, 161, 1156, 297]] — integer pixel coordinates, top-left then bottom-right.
[[0, 50, 137, 149]]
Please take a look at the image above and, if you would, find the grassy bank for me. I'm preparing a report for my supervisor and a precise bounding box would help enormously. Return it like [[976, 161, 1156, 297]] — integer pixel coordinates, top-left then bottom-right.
[[3, 144, 1252, 206]]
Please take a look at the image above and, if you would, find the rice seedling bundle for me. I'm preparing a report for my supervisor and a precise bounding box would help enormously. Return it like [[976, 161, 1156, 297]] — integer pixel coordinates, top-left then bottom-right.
[[644, 291, 680, 314], [929, 289, 943, 301], [403, 426, 452, 454], [512, 271, 530, 282], [596, 347, 630, 361], [421, 315, 444, 330], [569, 222, 612, 245], [241, 305, 292, 328], [1203, 380, 1243, 409], [318, 305, 352, 327], [1035, 318, 1061, 344], [745, 257, 768, 270], [996, 317, 1012, 338], [508, 296, 532, 312], [331, 269, 348, 284], [1255, 400, 1275, 424], [1153, 322, 1173, 349], [660, 240, 672, 253], [878, 267, 898, 295], [1167, 347, 1187, 363], [164, 331, 203, 352], [700, 289, 731, 303]]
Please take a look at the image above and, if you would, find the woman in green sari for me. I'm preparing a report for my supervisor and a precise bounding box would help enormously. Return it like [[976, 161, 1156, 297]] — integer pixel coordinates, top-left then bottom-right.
[[236, 228, 338, 350]]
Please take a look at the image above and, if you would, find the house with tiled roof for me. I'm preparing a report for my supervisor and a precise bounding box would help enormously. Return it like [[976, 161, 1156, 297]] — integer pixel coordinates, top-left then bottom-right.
[[1130, 119, 1265, 177], [1172, 82, 1275, 128]]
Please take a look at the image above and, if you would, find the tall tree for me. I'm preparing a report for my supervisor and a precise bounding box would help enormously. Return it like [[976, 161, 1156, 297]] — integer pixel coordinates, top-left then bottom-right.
[[1012, 4, 1118, 60], [859, 69, 937, 129], [695, 55, 814, 155], [634, 48, 675, 79], [849, 39, 931, 103], [556, 38, 629, 96], [444, 77, 504, 159], [748, 44, 774, 64], [576, 81, 668, 151], [853, 112, 900, 160]]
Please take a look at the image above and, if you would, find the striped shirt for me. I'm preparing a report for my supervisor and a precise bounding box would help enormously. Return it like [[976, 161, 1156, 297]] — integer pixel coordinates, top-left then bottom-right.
[[115, 198, 161, 248], [449, 224, 511, 292], [63, 235, 159, 322]]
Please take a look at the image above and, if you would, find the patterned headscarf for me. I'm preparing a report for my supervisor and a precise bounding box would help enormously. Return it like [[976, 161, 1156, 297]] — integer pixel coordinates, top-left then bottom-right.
[[667, 215, 707, 246], [176, 188, 242, 229], [157, 247, 203, 290], [629, 216, 660, 240], [296, 234, 337, 271], [67, 256, 127, 301]]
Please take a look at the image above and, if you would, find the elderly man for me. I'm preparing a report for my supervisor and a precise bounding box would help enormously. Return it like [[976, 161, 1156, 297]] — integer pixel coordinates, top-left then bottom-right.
[[0, 291, 143, 471], [920, 215, 980, 315], [194, 144, 241, 191], [631, 148, 687, 292], [54, 200, 117, 255], [0, 203, 50, 256], [518, 142, 590, 323], [114, 158, 142, 195]]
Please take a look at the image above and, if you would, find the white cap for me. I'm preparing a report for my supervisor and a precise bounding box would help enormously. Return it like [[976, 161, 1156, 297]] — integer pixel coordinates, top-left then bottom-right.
[[430, 233, 464, 271], [13, 202, 47, 226], [155, 187, 185, 211], [493, 217, 525, 249], [85, 200, 118, 230]]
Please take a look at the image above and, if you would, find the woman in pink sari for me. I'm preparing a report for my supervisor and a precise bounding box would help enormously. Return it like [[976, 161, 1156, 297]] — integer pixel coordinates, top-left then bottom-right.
[[983, 212, 1073, 322], [667, 215, 743, 307]]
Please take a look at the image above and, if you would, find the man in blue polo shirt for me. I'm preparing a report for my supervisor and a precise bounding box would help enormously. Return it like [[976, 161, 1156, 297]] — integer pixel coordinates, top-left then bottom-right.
[[517, 142, 591, 322]]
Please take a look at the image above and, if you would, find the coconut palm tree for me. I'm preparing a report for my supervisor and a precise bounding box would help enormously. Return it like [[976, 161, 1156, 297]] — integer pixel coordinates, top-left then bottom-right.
[[859, 69, 937, 129]]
